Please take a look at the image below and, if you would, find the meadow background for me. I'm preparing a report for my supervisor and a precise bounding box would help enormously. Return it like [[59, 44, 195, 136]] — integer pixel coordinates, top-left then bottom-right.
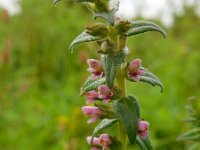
[[0, 0, 200, 150]]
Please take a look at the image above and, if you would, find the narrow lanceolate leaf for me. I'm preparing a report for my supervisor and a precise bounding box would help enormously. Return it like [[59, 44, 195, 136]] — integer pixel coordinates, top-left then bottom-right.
[[183, 117, 197, 123], [113, 96, 139, 145], [102, 49, 126, 87], [69, 31, 103, 53], [131, 20, 165, 31], [177, 128, 200, 141], [127, 95, 141, 118], [136, 136, 153, 150], [125, 20, 166, 38], [126, 68, 164, 92], [91, 119, 118, 145], [80, 76, 106, 95], [94, 9, 116, 25], [140, 68, 163, 92]]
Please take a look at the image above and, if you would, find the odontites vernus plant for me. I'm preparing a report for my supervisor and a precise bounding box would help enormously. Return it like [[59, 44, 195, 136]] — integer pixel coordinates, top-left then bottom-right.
[[54, 0, 166, 149]]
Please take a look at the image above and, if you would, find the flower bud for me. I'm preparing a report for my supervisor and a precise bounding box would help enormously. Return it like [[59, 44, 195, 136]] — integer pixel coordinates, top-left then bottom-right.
[[98, 85, 113, 103], [95, 0, 109, 12], [82, 106, 102, 124], [137, 120, 149, 139], [99, 39, 116, 54], [85, 23, 109, 37], [127, 59, 145, 81], [114, 20, 131, 35]]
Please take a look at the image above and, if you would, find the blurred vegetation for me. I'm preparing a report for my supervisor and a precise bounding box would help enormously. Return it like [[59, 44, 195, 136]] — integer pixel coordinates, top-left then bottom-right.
[[0, 1, 200, 150]]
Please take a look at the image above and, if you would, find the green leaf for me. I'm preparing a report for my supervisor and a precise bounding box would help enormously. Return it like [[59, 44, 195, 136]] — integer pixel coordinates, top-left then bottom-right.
[[94, 9, 116, 25], [183, 117, 197, 123], [136, 136, 153, 150], [140, 68, 163, 92], [177, 128, 200, 141], [53, 0, 63, 5], [131, 20, 165, 30], [102, 49, 126, 87], [187, 143, 200, 150], [126, 68, 164, 92], [127, 95, 141, 118], [125, 20, 166, 38], [69, 31, 103, 53], [113, 96, 139, 145], [91, 119, 118, 144], [109, 137, 122, 150], [80, 76, 106, 95]]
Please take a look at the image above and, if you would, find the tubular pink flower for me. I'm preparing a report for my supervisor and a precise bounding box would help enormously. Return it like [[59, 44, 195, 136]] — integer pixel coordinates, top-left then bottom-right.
[[87, 136, 101, 150], [128, 59, 145, 81], [82, 106, 102, 124], [87, 59, 104, 78], [85, 90, 99, 104], [137, 120, 149, 139], [87, 136, 100, 145], [98, 85, 113, 103], [98, 134, 112, 150]]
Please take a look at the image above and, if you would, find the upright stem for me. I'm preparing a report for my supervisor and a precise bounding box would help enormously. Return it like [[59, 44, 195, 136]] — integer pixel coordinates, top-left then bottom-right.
[[116, 67, 127, 150]]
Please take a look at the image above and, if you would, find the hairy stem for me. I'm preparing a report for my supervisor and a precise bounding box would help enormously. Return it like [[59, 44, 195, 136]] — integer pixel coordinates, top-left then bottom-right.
[[116, 67, 127, 150]]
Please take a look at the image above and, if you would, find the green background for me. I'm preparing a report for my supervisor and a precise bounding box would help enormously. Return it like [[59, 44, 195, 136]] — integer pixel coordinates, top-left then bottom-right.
[[0, 1, 200, 150]]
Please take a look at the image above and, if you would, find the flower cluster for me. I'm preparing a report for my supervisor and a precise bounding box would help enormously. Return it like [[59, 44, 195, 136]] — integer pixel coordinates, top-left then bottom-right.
[[85, 84, 113, 104], [85, 59, 113, 104], [82, 58, 150, 149], [87, 134, 112, 150]]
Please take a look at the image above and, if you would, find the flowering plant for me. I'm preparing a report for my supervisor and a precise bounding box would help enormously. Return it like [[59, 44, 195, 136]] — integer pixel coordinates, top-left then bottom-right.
[[54, 0, 166, 149], [177, 97, 200, 149]]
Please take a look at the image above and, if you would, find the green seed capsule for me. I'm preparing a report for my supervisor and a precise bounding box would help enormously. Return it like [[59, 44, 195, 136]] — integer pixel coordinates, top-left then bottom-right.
[[85, 23, 109, 37], [114, 21, 131, 35]]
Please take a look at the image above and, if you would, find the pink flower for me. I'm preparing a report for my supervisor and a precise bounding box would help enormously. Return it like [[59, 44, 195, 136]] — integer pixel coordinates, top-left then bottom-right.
[[87, 136, 100, 150], [98, 134, 112, 150], [87, 59, 104, 78], [137, 120, 149, 139], [98, 85, 113, 103], [85, 90, 99, 104], [87, 136, 99, 145], [82, 106, 102, 124], [128, 59, 145, 81]]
